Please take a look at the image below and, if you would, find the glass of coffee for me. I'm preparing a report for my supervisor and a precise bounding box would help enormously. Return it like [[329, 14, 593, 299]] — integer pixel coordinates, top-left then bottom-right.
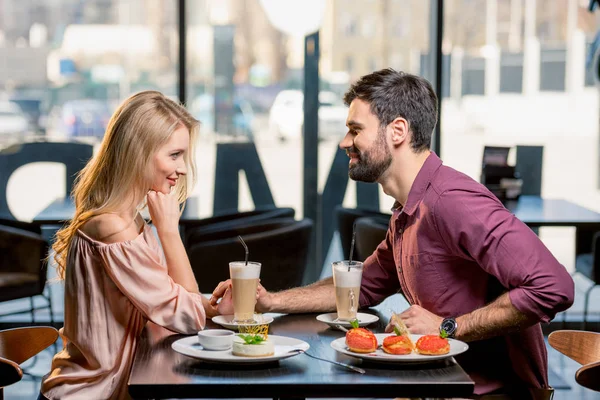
[[229, 261, 261, 324], [332, 261, 363, 321]]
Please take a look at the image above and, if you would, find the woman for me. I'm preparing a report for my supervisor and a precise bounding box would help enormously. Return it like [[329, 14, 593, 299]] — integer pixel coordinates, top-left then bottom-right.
[[40, 91, 216, 399]]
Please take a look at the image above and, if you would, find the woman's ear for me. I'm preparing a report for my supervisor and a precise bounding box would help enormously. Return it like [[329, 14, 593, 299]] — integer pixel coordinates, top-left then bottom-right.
[[389, 117, 409, 146]]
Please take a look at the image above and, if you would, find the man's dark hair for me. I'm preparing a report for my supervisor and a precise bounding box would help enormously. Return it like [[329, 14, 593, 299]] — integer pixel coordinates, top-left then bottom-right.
[[343, 68, 438, 152]]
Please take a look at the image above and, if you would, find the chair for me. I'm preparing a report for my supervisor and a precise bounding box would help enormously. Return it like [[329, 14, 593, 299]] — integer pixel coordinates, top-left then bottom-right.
[[0, 326, 59, 400], [0, 224, 54, 324], [188, 218, 313, 293], [354, 216, 389, 261], [574, 232, 600, 330], [182, 206, 295, 247], [335, 206, 392, 262], [548, 330, 600, 392]]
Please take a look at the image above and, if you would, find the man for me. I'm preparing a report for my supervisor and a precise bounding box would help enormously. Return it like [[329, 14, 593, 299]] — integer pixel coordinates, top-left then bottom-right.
[[211, 69, 574, 398]]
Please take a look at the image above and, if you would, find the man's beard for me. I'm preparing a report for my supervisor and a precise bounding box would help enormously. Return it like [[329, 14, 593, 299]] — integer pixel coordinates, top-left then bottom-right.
[[348, 133, 392, 183]]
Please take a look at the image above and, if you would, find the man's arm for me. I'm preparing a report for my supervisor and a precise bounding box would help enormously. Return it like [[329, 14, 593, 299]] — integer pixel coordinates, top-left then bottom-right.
[[430, 189, 574, 334], [210, 276, 337, 314], [390, 292, 535, 342], [455, 292, 534, 342], [258, 277, 336, 313]]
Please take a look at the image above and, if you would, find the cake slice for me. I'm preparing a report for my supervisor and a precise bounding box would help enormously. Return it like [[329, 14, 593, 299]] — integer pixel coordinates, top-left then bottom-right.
[[232, 334, 275, 357]]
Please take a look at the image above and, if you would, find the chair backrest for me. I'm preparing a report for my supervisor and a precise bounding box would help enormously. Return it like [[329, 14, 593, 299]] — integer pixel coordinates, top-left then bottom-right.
[[0, 224, 49, 302], [0, 326, 58, 365], [0, 142, 93, 219], [335, 206, 391, 260], [0, 356, 22, 390], [548, 330, 600, 365], [189, 218, 297, 245], [576, 360, 600, 392], [549, 330, 600, 393], [482, 146, 511, 168], [0, 326, 58, 395], [184, 207, 295, 246], [189, 219, 313, 292], [515, 145, 543, 196], [354, 216, 389, 262]]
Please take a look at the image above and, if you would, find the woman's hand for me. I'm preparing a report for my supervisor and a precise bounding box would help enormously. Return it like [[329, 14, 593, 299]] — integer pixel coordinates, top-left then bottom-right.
[[210, 279, 270, 315], [147, 190, 180, 235]]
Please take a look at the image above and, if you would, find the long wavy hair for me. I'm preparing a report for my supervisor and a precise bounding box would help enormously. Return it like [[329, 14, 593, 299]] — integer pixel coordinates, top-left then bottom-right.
[[52, 91, 199, 279]]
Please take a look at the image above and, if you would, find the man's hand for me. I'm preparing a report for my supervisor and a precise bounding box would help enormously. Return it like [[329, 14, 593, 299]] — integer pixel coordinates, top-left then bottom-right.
[[384, 305, 443, 335]]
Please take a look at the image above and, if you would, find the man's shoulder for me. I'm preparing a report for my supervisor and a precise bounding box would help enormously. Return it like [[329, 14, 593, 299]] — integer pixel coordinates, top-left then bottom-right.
[[429, 164, 488, 198], [425, 165, 504, 215]]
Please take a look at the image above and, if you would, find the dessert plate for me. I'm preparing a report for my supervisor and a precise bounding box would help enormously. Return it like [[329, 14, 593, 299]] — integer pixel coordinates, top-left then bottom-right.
[[172, 335, 309, 364], [212, 314, 274, 330], [331, 333, 468, 363]]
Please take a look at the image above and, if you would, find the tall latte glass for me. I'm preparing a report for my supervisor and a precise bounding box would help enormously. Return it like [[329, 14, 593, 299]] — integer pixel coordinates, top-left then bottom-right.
[[332, 261, 363, 321], [229, 261, 261, 324]]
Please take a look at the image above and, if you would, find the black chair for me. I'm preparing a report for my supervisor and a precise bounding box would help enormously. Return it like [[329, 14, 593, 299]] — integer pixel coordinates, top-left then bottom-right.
[[0, 225, 54, 324], [188, 218, 313, 293], [182, 206, 295, 247], [575, 232, 600, 330], [335, 206, 392, 261], [354, 216, 390, 262]]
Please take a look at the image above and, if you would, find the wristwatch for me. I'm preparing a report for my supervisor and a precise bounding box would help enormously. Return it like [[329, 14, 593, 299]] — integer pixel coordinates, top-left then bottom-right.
[[440, 317, 458, 338]]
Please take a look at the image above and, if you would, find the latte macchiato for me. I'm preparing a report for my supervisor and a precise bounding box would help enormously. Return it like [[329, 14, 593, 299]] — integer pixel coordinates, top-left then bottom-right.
[[332, 261, 363, 321], [229, 261, 261, 324]]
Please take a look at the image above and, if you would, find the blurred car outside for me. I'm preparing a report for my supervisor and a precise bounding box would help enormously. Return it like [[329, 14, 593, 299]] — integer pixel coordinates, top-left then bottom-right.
[[189, 94, 255, 140], [8, 96, 44, 135], [267, 90, 347, 142], [0, 100, 30, 145], [45, 99, 111, 141]]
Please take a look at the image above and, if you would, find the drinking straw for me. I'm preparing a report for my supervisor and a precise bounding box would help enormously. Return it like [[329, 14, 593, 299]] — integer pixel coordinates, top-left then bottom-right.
[[238, 235, 249, 265], [348, 227, 356, 272]]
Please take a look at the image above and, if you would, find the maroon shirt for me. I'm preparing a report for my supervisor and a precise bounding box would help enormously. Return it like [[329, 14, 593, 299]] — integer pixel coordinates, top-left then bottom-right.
[[359, 152, 574, 395]]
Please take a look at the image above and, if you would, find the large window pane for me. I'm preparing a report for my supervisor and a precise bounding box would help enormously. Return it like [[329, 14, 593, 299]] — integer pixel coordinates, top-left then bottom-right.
[[1, 0, 178, 221], [186, 0, 433, 276], [441, 0, 600, 270]]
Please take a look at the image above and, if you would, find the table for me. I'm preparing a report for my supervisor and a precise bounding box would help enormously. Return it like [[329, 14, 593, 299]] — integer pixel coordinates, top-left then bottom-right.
[[505, 196, 600, 255], [128, 299, 474, 399]]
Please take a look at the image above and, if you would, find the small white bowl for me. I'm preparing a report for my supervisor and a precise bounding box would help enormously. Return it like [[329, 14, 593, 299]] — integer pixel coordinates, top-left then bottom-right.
[[197, 329, 234, 351]]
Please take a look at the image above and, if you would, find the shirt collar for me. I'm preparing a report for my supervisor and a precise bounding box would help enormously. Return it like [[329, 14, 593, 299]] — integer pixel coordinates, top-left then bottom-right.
[[391, 151, 443, 216]]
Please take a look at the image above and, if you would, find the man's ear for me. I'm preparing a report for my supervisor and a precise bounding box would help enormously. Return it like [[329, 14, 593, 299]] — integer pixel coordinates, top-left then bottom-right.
[[389, 117, 409, 146]]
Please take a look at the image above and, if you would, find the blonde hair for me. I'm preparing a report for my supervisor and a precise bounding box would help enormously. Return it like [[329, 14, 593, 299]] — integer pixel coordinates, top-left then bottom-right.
[[52, 91, 199, 279]]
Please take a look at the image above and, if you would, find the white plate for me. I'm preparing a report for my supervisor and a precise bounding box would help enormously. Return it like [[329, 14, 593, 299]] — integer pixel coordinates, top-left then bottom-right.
[[172, 334, 310, 364], [316, 312, 379, 328], [212, 314, 274, 330], [331, 333, 469, 363]]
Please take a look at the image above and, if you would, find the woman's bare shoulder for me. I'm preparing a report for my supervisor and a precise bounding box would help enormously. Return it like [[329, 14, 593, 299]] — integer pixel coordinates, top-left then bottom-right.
[[80, 214, 140, 244]]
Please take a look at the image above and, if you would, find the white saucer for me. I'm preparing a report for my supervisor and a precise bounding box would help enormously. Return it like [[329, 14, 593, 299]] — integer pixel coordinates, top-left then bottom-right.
[[212, 314, 274, 330], [331, 333, 469, 363], [172, 334, 309, 364], [316, 312, 379, 328]]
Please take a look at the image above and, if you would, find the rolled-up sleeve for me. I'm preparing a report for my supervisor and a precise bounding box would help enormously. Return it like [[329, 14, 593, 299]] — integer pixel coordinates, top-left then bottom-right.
[[432, 190, 574, 323], [359, 226, 401, 308], [98, 240, 206, 334]]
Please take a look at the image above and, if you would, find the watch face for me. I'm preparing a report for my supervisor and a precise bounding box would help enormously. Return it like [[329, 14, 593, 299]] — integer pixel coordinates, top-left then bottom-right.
[[441, 319, 457, 335]]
